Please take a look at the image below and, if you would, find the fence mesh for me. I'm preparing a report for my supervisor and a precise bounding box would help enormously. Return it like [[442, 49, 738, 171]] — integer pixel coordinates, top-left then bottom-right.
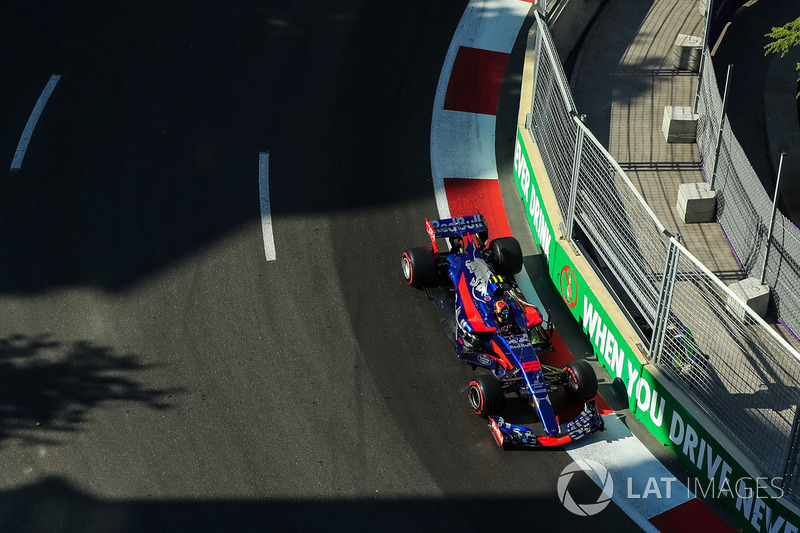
[[696, 46, 800, 336], [574, 127, 669, 326], [529, 13, 668, 328], [659, 243, 800, 480], [529, 17, 576, 214], [524, 10, 800, 498]]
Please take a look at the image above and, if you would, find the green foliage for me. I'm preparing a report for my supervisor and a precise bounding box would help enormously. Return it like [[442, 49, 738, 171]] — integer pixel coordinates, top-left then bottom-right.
[[765, 17, 800, 57], [765, 17, 800, 98]]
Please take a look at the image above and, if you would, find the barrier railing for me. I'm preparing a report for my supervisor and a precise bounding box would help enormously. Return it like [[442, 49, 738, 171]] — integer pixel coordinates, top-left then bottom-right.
[[524, 8, 800, 509]]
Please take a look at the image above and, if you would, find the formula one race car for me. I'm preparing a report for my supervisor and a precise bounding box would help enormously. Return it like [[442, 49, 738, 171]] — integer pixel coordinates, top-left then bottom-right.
[[401, 214, 604, 448]]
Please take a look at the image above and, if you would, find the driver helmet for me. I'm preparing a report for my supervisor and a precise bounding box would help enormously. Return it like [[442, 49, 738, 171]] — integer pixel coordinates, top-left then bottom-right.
[[495, 300, 511, 324]]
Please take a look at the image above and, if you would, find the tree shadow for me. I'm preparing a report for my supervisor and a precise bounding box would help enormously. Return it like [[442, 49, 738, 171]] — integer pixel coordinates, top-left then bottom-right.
[[0, 334, 179, 445]]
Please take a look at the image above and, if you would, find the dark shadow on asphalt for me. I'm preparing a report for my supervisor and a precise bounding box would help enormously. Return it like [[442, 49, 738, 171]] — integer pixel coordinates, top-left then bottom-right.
[[0, 334, 177, 445], [570, 0, 654, 148], [0, 0, 482, 294], [0, 476, 611, 533]]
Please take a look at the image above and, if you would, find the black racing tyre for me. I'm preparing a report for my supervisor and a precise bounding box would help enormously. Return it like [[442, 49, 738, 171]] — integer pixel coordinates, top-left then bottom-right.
[[490, 237, 523, 276], [563, 360, 598, 403], [468, 374, 505, 418], [401, 247, 437, 289]]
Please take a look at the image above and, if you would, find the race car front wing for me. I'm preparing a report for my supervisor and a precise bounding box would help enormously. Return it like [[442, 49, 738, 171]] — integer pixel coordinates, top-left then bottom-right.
[[487, 400, 605, 449]]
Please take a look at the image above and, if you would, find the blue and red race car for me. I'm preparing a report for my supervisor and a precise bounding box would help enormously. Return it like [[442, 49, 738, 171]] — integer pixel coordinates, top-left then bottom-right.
[[402, 214, 604, 448]]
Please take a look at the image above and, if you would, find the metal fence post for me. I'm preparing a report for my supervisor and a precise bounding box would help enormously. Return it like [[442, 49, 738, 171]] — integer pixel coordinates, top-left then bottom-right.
[[760, 152, 785, 285], [693, 0, 714, 114], [709, 64, 732, 191], [563, 114, 586, 241], [537, 0, 548, 18], [528, 23, 544, 132], [782, 400, 800, 494], [650, 236, 681, 365]]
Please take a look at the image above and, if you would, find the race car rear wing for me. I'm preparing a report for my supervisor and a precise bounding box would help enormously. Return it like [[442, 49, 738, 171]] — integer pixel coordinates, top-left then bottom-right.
[[426, 215, 488, 252]]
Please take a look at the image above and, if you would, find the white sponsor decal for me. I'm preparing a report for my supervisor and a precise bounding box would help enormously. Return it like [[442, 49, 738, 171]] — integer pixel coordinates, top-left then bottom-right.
[[582, 296, 664, 427], [581, 295, 799, 532], [506, 336, 532, 350], [514, 139, 552, 261], [431, 216, 483, 233]]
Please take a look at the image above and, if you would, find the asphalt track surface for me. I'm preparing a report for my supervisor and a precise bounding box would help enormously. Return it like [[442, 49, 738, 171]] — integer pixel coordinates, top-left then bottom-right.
[[0, 2, 643, 531]]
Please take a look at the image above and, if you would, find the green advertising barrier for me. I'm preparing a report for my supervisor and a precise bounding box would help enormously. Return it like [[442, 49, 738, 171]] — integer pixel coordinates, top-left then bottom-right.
[[513, 127, 800, 533]]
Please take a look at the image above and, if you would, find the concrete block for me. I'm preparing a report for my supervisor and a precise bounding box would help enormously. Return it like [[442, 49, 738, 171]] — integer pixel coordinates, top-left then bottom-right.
[[662, 106, 698, 143], [672, 34, 703, 71], [676, 182, 716, 223], [726, 277, 770, 320]]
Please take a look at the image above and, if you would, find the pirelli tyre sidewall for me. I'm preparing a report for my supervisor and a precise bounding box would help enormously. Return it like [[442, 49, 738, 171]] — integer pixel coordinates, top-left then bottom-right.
[[468, 374, 505, 418], [401, 247, 437, 289], [563, 359, 598, 403]]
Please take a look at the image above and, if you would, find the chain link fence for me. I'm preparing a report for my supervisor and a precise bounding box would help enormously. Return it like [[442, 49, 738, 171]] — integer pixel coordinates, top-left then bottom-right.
[[696, 46, 800, 337], [526, 10, 800, 499], [529, 14, 669, 328], [658, 240, 800, 482]]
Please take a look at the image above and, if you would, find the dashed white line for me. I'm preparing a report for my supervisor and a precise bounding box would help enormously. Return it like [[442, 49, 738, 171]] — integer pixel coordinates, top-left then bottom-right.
[[259, 151, 276, 262], [11, 74, 61, 172]]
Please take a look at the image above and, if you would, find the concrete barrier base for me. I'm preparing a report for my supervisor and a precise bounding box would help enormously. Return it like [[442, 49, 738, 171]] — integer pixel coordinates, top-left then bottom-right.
[[676, 182, 716, 223], [726, 277, 770, 319], [672, 34, 702, 71], [662, 106, 698, 143]]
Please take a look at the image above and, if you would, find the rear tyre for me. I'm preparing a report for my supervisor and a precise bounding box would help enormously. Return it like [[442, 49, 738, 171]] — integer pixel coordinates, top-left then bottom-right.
[[401, 247, 438, 289], [490, 237, 523, 276], [468, 374, 505, 418], [563, 360, 598, 402]]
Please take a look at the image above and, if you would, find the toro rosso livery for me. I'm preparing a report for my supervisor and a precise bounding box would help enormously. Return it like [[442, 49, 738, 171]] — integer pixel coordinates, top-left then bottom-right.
[[401, 214, 604, 448]]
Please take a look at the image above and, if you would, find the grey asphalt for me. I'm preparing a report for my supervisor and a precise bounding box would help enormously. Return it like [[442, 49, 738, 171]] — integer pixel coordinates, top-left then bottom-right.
[[0, 2, 642, 532]]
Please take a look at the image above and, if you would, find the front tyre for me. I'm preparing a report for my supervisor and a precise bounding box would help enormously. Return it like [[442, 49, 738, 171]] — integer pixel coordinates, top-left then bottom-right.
[[563, 360, 598, 402], [468, 374, 505, 418], [401, 247, 437, 289], [490, 237, 523, 276]]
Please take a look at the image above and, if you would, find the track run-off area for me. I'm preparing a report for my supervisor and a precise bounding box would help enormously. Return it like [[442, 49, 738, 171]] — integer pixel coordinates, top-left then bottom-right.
[[431, 1, 732, 531], [0, 1, 733, 531]]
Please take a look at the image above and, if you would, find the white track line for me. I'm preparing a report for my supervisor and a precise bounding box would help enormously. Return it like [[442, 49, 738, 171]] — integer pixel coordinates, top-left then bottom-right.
[[432, 111, 500, 181], [456, 0, 533, 52], [566, 415, 695, 530], [430, 0, 531, 219], [431, 1, 702, 528], [259, 152, 276, 262], [11, 74, 61, 172]]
